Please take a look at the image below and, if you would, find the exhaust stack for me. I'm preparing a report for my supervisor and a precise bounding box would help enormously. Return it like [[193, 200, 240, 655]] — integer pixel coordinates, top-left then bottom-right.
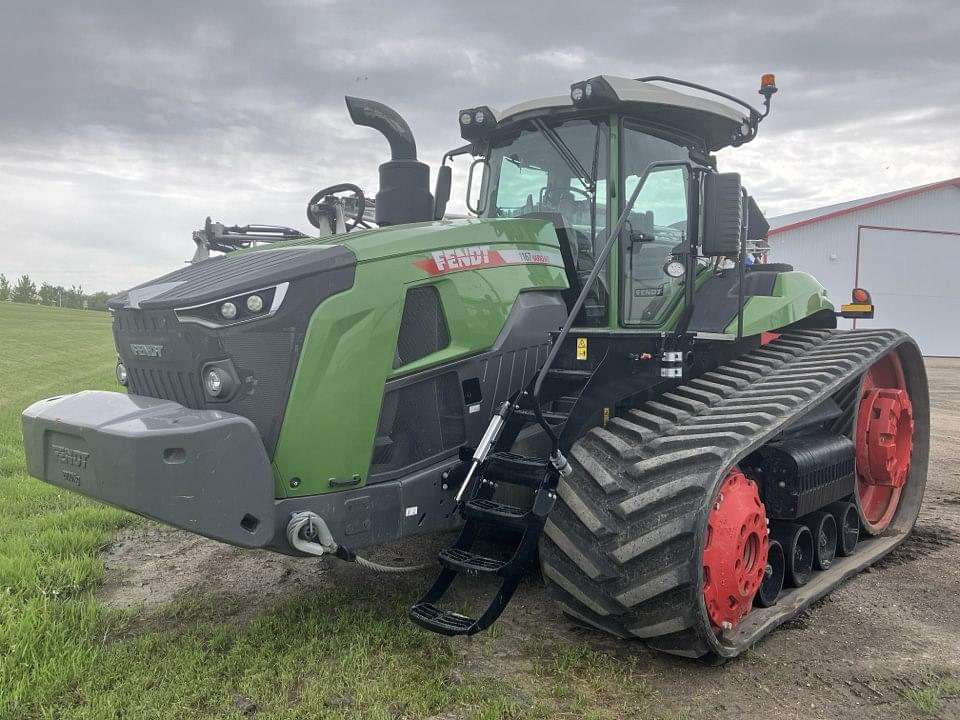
[[345, 96, 434, 226]]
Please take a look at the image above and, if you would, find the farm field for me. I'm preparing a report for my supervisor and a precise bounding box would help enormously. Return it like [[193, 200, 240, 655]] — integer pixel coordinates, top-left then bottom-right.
[[1, 301, 958, 719]]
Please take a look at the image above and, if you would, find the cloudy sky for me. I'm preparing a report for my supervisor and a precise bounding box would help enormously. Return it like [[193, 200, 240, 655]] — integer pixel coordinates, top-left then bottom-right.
[[2, 0, 958, 291]]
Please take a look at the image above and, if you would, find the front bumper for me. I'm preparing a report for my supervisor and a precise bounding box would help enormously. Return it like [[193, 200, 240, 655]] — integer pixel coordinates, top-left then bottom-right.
[[21, 391, 277, 548], [21, 391, 463, 554]]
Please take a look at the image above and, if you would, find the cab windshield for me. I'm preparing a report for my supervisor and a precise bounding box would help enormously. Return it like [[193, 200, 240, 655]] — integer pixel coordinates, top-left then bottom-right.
[[481, 116, 705, 328], [483, 117, 609, 324]]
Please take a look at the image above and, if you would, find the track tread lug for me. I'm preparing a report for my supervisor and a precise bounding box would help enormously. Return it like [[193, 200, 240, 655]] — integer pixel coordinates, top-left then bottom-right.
[[557, 479, 617, 538], [570, 444, 624, 495], [615, 476, 706, 518], [544, 519, 616, 581], [613, 566, 689, 606]]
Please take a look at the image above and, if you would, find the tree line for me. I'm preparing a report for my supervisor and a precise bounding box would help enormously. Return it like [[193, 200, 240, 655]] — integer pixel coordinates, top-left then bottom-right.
[[0, 273, 113, 312]]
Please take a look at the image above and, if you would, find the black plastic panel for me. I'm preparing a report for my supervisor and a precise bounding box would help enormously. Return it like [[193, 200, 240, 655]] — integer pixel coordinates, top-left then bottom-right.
[[371, 372, 465, 475], [395, 286, 450, 367], [688, 266, 782, 333], [742, 432, 856, 519], [369, 291, 567, 483]]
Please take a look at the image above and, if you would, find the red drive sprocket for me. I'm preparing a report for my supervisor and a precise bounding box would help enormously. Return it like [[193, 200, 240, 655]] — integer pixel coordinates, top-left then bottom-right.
[[855, 352, 914, 533], [702, 469, 768, 630]]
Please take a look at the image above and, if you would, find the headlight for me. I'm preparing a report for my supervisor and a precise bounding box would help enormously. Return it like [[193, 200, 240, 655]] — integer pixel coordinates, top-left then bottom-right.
[[246, 294, 264, 313], [116, 362, 128, 386], [200, 360, 238, 401], [460, 112, 472, 125], [570, 86, 584, 102], [204, 368, 224, 397], [174, 282, 288, 328]]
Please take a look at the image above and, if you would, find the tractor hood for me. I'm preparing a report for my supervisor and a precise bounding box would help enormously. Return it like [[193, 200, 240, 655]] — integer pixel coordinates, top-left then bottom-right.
[[108, 244, 355, 311], [105, 217, 562, 463]]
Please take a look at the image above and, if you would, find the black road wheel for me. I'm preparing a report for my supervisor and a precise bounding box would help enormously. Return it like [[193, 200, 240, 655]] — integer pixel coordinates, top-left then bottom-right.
[[771, 522, 814, 587], [753, 539, 785, 608], [827, 501, 860, 556], [803, 511, 838, 571]]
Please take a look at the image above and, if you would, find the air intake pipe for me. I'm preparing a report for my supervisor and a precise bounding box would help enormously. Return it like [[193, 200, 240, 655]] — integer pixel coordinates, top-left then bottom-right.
[[345, 96, 434, 226]]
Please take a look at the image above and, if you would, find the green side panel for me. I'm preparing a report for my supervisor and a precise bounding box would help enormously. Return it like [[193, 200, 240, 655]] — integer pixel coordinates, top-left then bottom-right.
[[724, 271, 835, 336], [271, 218, 567, 498]]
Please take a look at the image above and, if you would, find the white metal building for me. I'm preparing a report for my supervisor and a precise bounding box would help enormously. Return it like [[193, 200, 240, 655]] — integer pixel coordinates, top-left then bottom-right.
[[768, 177, 960, 357]]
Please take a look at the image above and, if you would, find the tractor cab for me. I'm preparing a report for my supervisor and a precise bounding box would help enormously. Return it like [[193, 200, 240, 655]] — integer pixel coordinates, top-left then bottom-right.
[[451, 74, 783, 334]]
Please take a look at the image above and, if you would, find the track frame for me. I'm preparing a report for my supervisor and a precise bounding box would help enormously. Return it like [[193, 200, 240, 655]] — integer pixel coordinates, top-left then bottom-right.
[[539, 329, 929, 660]]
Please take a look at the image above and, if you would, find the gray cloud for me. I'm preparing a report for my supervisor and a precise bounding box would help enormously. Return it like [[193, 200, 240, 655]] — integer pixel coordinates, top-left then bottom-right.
[[1, 0, 958, 289]]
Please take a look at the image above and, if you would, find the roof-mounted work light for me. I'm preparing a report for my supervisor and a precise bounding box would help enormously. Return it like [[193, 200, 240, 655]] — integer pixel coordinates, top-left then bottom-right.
[[459, 106, 497, 141], [569, 76, 618, 107]]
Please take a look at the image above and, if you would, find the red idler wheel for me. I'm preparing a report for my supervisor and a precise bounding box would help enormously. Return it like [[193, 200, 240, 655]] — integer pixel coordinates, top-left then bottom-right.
[[702, 469, 769, 630], [855, 353, 914, 534]]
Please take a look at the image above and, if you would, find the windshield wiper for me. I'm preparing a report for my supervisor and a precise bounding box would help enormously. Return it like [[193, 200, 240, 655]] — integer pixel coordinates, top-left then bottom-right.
[[532, 118, 595, 194]]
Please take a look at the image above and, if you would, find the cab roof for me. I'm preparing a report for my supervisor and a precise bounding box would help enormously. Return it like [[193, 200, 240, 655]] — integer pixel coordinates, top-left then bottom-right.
[[492, 75, 749, 151]]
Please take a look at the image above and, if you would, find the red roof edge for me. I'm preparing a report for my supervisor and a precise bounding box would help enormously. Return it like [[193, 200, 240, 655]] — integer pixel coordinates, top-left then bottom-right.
[[768, 176, 960, 235]]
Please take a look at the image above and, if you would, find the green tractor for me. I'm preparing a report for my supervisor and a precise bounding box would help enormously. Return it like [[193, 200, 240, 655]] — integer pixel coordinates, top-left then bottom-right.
[[22, 73, 929, 661]]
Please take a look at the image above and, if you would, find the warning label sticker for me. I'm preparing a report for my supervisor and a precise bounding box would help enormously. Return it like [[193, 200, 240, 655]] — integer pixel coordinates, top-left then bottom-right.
[[576, 337, 588, 361]]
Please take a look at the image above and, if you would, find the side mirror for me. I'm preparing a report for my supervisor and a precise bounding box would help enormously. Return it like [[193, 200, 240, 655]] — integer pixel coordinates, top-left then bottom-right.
[[466, 158, 489, 215], [701, 172, 743, 256], [433, 165, 452, 220]]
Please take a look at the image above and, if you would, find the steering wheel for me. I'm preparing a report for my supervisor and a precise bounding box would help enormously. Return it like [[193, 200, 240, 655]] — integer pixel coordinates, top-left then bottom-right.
[[540, 185, 592, 208], [306, 183, 366, 232]]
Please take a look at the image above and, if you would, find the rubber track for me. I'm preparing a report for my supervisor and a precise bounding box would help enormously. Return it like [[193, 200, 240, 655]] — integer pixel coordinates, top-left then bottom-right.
[[539, 328, 925, 659]]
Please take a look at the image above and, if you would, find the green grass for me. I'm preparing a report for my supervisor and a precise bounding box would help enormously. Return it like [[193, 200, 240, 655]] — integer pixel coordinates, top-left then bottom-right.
[[0, 303, 676, 720], [0, 304, 130, 717], [901, 672, 960, 715]]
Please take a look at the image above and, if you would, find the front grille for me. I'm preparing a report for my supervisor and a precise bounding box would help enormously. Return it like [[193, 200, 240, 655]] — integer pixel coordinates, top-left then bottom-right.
[[114, 308, 174, 333], [127, 366, 203, 409], [114, 307, 299, 456]]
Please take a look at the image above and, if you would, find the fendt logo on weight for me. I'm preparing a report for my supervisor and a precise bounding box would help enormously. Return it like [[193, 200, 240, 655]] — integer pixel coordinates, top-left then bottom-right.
[[51, 444, 90, 469], [129, 343, 164, 358]]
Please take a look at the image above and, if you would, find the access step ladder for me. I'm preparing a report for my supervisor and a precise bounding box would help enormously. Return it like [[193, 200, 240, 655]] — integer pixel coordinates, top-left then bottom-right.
[[408, 452, 557, 636]]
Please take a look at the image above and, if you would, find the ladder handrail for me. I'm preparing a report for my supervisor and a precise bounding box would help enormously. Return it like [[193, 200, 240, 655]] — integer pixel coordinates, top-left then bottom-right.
[[531, 159, 698, 453]]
